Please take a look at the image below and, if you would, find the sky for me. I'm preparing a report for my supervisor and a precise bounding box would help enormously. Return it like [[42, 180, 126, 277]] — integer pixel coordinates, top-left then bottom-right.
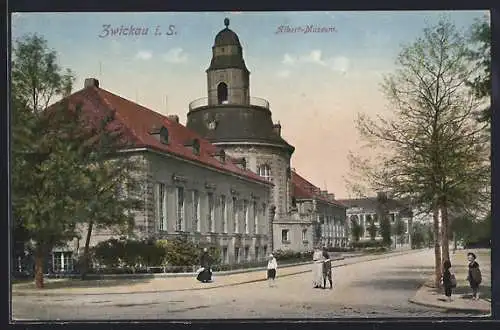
[[11, 11, 489, 198]]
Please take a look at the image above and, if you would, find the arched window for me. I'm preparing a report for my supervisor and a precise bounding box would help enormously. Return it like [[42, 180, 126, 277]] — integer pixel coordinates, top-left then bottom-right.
[[217, 82, 228, 104], [257, 164, 272, 181]]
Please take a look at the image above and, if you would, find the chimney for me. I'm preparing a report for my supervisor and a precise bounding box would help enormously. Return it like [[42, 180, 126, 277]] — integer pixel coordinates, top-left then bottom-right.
[[167, 115, 179, 124], [320, 190, 328, 197], [84, 78, 99, 88], [328, 193, 335, 200], [273, 122, 281, 136], [377, 191, 388, 201]]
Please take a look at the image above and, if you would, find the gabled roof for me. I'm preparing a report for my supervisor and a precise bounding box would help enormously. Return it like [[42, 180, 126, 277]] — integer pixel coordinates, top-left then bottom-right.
[[291, 170, 346, 208], [47, 84, 273, 185]]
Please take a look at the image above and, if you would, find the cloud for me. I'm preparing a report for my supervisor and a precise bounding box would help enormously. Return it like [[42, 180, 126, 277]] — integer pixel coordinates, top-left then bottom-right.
[[276, 69, 291, 78], [135, 50, 153, 60], [329, 56, 350, 74], [163, 47, 188, 63], [282, 53, 296, 65], [281, 50, 350, 74]]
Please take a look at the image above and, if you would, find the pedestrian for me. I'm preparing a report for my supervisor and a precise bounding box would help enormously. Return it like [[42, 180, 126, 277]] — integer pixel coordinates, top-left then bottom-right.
[[467, 252, 482, 300], [322, 248, 333, 289], [197, 248, 212, 283], [312, 246, 324, 288], [441, 260, 456, 302], [267, 254, 278, 287]]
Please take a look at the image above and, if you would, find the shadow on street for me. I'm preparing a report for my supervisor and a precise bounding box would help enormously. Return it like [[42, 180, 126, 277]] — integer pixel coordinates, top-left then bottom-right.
[[351, 277, 425, 291]]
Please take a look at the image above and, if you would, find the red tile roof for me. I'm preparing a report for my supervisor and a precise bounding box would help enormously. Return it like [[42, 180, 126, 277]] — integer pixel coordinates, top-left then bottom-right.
[[48, 85, 273, 185], [291, 170, 346, 208]]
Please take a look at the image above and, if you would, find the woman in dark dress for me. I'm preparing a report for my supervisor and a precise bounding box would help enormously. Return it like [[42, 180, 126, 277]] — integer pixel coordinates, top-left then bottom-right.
[[441, 260, 453, 302], [197, 248, 212, 283]]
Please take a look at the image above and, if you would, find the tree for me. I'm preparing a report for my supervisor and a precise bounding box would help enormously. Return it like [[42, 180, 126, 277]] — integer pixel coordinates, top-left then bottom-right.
[[376, 193, 392, 247], [367, 217, 378, 241], [466, 16, 491, 127], [11, 34, 143, 287], [350, 219, 362, 243], [411, 222, 426, 249], [393, 216, 406, 247], [346, 19, 490, 288]]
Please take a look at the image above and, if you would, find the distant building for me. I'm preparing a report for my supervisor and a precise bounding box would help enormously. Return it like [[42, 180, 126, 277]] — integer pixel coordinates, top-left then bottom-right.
[[338, 192, 413, 246]]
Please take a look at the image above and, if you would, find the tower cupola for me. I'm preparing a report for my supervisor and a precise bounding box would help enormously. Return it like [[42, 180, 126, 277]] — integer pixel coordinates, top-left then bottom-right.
[[207, 18, 250, 106]]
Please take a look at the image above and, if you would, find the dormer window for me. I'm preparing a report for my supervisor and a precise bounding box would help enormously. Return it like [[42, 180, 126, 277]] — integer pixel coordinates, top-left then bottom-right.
[[234, 157, 246, 170], [184, 138, 200, 155], [149, 125, 169, 144], [213, 149, 226, 163], [159, 127, 169, 144]]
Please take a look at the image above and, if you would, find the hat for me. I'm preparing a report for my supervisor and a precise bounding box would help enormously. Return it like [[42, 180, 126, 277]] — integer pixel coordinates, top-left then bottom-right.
[[269, 254, 274, 258]]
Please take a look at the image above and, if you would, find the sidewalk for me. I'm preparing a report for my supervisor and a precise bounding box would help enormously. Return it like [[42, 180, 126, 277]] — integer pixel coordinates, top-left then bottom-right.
[[13, 248, 418, 296], [409, 249, 491, 314]]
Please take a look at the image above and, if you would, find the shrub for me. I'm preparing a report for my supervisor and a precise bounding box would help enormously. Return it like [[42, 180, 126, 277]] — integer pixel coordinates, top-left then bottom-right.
[[164, 236, 199, 266], [350, 240, 385, 249]]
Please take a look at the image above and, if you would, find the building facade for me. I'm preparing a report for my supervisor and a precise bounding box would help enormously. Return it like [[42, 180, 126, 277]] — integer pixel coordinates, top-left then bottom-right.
[[339, 193, 413, 247], [186, 18, 347, 252], [45, 79, 273, 273]]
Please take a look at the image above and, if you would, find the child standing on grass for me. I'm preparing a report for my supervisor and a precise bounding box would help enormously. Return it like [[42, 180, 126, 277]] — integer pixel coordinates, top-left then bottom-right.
[[441, 260, 456, 302], [267, 254, 278, 287], [467, 252, 482, 300]]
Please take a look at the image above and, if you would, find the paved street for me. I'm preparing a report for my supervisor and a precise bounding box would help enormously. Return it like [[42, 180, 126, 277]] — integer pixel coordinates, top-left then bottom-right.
[[12, 249, 487, 320]]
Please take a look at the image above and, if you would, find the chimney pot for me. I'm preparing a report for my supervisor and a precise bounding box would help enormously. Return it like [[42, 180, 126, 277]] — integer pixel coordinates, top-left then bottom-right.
[[167, 115, 180, 123], [84, 78, 99, 88]]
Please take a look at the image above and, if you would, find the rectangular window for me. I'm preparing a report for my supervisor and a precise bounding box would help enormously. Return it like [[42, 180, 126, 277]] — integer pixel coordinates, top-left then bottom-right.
[[244, 246, 249, 261], [255, 246, 259, 260], [52, 252, 74, 273], [302, 229, 307, 242], [262, 203, 267, 232], [282, 229, 289, 243], [208, 192, 215, 232], [156, 183, 167, 232], [235, 247, 240, 263], [222, 247, 228, 264], [193, 190, 200, 232], [263, 246, 267, 258], [390, 213, 396, 222], [243, 200, 249, 234], [221, 196, 227, 233], [176, 187, 184, 231], [233, 197, 238, 233], [253, 201, 258, 234]]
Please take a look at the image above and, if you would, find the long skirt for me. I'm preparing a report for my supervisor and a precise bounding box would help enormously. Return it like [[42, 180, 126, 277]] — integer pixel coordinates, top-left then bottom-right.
[[312, 261, 323, 287], [197, 268, 212, 282]]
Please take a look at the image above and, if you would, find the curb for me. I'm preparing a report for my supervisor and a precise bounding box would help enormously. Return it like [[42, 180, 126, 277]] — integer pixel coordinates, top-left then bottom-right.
[[13, 248, 420, 297], [408, 297, 491, 314]]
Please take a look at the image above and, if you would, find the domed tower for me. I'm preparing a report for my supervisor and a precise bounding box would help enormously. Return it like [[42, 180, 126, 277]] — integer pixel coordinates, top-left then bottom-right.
[[186, 18, 295, 248]]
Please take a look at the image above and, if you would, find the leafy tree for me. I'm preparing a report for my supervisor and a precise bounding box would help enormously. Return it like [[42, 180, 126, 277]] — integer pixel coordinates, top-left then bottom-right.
[[411, 223, 426, 249], [350, 219, 362, 243], [346, 19, 490, 287], [367, 217, 378, 241], [11, 34, 143, 287], [376, 193, 392, 247], [466, 17, 491, 127], [393, 216, 406, 247]]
